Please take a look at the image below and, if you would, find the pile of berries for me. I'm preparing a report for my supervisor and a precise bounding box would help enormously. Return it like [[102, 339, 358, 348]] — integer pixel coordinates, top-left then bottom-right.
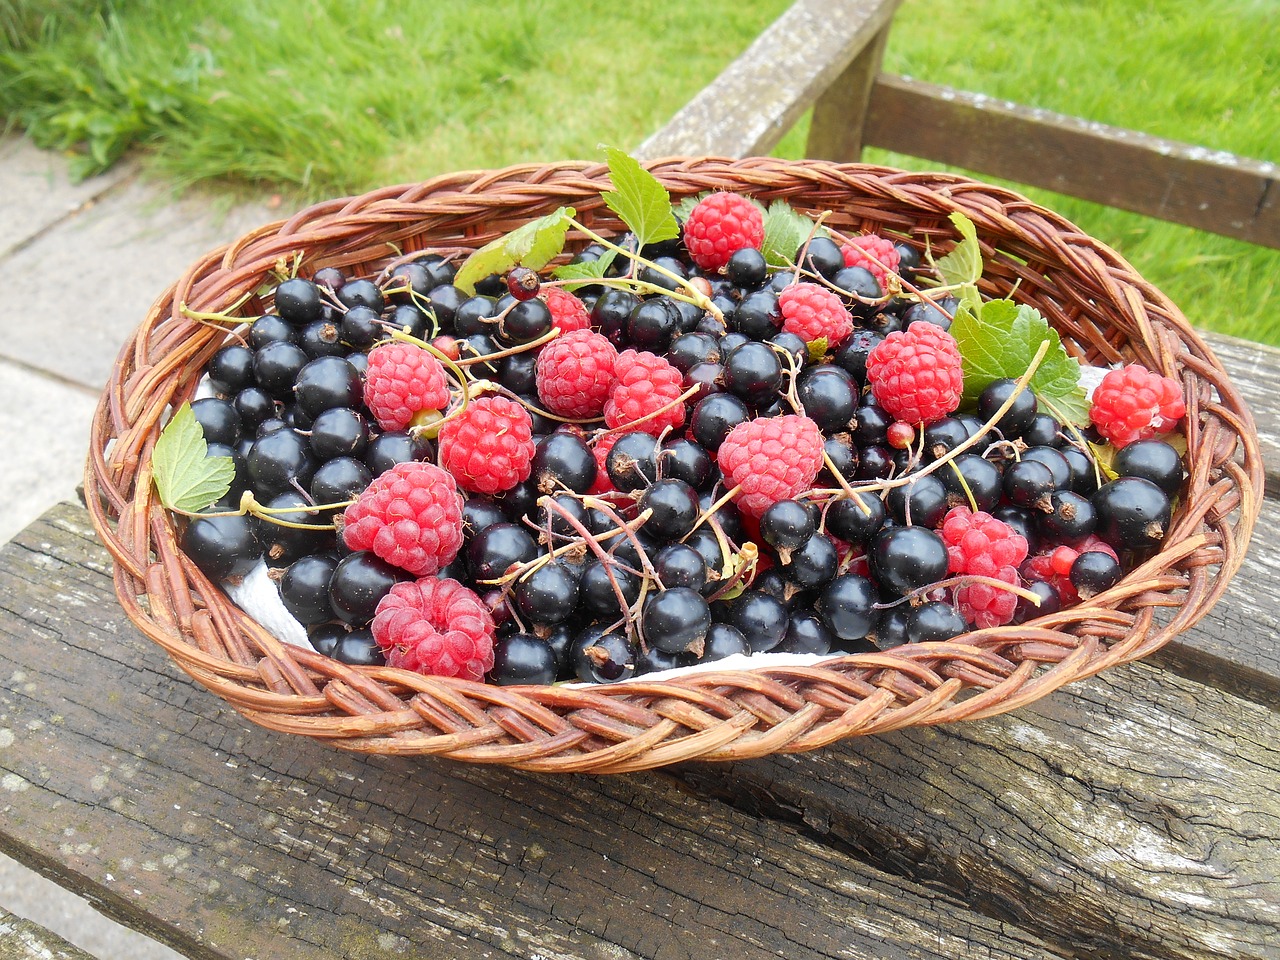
[[178, 190, 1188, 686]]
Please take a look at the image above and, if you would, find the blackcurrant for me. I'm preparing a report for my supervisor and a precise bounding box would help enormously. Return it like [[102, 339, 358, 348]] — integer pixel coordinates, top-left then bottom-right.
[[1113, 439, 1184, 496], [329, 551, 404, 626], [466, 523, 538, 583], [531, 432, 596, 494], [280, 553, 341, 625], [978, 378, 1038, 438], [606, 431, 660, 492], [1070, 550, 1123, 600], [870, 526, 948, 595], [183, 513, 261, 580], [907, 601, 967, 643], [513, 562, 580, 626], [642, 587, 711, 654], [815, 574, 877, 641], [760, 499, 817, 552], [722, 341, 783, 405], [1092, 477, 1171, 550]]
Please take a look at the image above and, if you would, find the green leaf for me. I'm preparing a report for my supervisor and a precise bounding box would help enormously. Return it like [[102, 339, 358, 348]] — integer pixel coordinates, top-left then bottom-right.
[[806, 336, 829, 364], [601, 146, 678, 249], [552, 247, 618, 290], [153, 403, 235, 513], [762, 199, 823, 268], [951, 298, 1091, 426], [931, 211, 983, 288], [454, 206, 575, 295], [674, 192, 709, 221]]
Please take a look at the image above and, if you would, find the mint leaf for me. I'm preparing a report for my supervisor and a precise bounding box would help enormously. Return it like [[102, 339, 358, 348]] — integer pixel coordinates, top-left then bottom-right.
[[552, 247, 618, 290], [153, 403, 235, 513], [951, 298, 1090, 426], [762, 200, 823, 268], [601, 147, 678, 249], [454, 206, 575, 295], [931, 211, 983, 288]]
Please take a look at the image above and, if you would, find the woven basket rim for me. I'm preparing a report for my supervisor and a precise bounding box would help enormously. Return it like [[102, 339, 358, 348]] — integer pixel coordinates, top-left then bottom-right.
[[85, 156, 1264, 773]]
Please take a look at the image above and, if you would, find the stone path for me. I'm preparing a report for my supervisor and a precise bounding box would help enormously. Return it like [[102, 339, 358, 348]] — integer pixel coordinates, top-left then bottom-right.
[[0, 134, 275, 959]]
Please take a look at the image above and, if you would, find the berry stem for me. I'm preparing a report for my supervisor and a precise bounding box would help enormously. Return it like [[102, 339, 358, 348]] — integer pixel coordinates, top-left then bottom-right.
[[565, 218, 724, 322], [538, 494, 639, 639], [178, 291, 254, 326], [684, 483, 743, 539], [875, 574, 1044, 611]]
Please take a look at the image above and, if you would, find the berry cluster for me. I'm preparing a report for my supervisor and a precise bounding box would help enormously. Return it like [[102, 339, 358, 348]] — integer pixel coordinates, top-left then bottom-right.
[[178, 189, 1188, 686]]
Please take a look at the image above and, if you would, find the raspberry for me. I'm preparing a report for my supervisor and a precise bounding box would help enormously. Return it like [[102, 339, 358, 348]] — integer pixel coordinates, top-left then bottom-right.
[[866, 321, 964, 425], [535, 329, 618, 419], [940, 506, 1029, 629], [940, 506, 1030, 579], [604, 349, 687, 436], [955, 569, 1021, 631], [342, 461, 463, 576], [438, 395, 535, 494], [590, 432, 620, 494], [372, 577, 495, 680], [717, 415, 824, 516], [683, 192, 765, 272], [542, 286, 591, 333], [1022, 536, 1119, 607], [840, 234, 901, 291], [778, 281, 854, 347], [1089, 363, 1186, 447], [363, 342, 451, 431]]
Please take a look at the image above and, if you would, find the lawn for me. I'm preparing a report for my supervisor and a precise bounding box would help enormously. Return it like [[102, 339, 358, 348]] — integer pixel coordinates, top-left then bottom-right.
[[2, 0, 1276, 342]]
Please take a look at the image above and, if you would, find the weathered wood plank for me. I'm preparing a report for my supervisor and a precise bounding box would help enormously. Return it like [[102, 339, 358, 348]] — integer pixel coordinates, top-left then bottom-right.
[[862, 75, 1280, 249], [804, 21, 893, 162], [0, 909, 99, 960], [0, 507, 1061, 960], [634, 0, 901, 161], [5, 503, 1280, 959], [677, 656, 1280, 960], [1200, 331, 1280, 498]]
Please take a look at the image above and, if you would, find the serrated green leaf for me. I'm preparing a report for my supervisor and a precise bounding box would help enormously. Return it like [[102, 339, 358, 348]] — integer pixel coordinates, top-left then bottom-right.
[[951, 298, 1091, 426], [153, 403, 235, 513], [454, 206, 575, 295], [674, 192, 708, 221], [552, 247, 618, 291], [932, 211, 983, 288], [762, 199, 823, 268], [601, 147, 678, 249]]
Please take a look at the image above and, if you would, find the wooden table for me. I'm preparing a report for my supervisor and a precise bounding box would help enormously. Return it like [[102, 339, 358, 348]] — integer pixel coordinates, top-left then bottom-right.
[[0, 330, 1276, 959]]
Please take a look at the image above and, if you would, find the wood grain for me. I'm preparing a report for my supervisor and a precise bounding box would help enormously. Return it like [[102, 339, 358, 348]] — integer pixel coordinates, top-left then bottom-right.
[[863, 75, 1280, 249], [634, 0, 900, 161], [0, 910, 98, 960], [3, 504, 1277, 959], [0, 506, 1060, 960]]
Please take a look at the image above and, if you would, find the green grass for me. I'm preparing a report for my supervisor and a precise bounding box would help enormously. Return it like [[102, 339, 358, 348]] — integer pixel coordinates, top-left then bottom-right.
[[776, 0, 1280, 344], [2, 0, 1276, 342]]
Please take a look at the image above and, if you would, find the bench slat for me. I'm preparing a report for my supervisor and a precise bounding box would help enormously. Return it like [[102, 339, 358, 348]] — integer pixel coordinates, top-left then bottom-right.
[[1, 504, 1277, 959], [634, 0, 901, 161]]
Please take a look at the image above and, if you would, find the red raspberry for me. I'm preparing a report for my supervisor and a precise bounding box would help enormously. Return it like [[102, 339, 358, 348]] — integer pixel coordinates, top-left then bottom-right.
[[866, 321, 964, 425], [940, 506, 1029, 579], [372, 577, 495, 680], [342, 461, 463, 576], [683, 192, 765, 272], [364, 342, 451, 431], [940, 506, 1029, 628], [1022, 536, 1119, 607], [535, 329, 617, 418], [542, 286, 592, 333], [778, 281, 854, 347], [955, 569, 1021, 631], [1089, 364, 1186, 447], [438, 395, 535, 494], [717, 415, 824, 516], [604, 350, 687, 436], [590, 432, 620, 494], [840, 234, 901, 291]]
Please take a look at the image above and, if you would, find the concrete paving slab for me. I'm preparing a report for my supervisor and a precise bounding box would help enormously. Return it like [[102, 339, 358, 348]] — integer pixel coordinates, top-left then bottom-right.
[[0, 174, 275, 391], [0, 361, 99, 545], [0, 135, 136, 259]]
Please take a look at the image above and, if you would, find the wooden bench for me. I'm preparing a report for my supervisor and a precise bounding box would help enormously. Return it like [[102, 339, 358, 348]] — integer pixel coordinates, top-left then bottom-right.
[[2, 2, 1277, 957]]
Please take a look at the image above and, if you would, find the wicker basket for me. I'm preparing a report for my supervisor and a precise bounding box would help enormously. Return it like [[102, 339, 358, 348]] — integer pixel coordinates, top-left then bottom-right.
[[85, 157, 1262, 773]]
